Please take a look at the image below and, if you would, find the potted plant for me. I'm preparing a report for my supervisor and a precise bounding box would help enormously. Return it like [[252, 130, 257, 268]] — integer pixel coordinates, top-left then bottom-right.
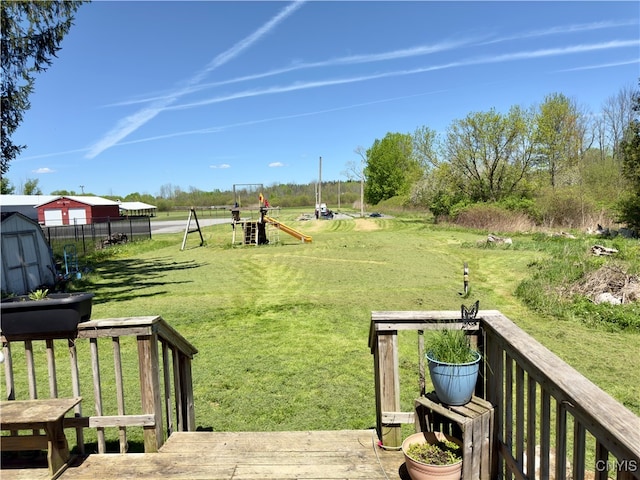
[[1, 288, 94, 339], [402, 431, 463, 480], [426, 325, 480, 406]]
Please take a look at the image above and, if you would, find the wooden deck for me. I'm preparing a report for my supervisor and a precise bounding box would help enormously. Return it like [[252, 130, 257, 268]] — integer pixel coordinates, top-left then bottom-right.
[[1, 430, 408, 479]]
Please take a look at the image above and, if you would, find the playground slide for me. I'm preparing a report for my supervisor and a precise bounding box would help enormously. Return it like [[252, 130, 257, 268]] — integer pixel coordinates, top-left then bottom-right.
[[264, 216, 312, 243]]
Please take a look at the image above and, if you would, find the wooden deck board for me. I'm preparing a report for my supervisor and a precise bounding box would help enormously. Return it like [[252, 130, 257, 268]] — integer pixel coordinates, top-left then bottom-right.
[[1, 430, 407, 480]]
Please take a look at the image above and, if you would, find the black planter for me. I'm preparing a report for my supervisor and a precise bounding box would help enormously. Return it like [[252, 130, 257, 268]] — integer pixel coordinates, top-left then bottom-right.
[[1, 292, 94, 339]]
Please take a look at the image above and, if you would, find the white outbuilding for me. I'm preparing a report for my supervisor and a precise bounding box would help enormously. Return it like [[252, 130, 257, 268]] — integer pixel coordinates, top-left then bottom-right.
[[0, 194, 57, 221], [1, 212, 55, 295]]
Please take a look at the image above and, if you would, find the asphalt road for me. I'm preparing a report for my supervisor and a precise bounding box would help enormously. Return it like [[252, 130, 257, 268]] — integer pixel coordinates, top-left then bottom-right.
[[150, 212, 359, 234], [151, 218, 233, 234]]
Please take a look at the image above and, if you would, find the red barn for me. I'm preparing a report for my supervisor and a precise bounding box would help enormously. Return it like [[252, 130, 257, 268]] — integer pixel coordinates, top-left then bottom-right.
[[36, 196, 120, 226]]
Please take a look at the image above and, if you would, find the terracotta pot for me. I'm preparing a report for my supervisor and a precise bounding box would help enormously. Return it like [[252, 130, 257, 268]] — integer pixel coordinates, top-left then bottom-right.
[[402, 431, 463, 480]]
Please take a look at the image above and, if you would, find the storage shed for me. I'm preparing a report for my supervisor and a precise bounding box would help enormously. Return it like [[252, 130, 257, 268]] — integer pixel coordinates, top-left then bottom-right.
[[36, 196, 120, 226], [1, 212, 55, 295]]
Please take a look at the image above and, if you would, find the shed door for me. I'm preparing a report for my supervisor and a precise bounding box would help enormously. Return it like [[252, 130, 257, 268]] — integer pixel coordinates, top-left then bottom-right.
[[2, 232, 43, 294], [68, 208, 87, 225], [44, 209, 63, 226]]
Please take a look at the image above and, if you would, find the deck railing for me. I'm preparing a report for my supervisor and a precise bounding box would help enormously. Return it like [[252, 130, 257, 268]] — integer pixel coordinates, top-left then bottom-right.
[[1, 316, 198, 454], [369, 310, 640, 480]]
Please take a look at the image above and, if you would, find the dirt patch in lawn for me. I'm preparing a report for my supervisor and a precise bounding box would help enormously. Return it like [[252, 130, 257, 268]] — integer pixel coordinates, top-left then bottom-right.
[[354, 219, 381, 231]]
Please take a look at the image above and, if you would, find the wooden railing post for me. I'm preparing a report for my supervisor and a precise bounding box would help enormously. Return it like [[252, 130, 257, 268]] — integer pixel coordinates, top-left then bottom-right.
[[373, 331, 401, 447], [90, 337, 106, 453], [3, 342, 15, 400], [68, 339, 84, 454], [484, 328, 502, 479], [137, 333, 163, 452], [179, 354, 196, 431]]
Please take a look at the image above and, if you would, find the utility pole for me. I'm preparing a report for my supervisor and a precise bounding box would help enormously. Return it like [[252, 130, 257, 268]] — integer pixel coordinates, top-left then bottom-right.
[[318, 156, 322, 218], [360, 161, 364, 218], [354, 146, 366, 218]]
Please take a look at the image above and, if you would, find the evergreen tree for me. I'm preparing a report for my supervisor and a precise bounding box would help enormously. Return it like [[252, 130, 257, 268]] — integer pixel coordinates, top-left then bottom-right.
[[617, 80, 640, 232], [1, 0, 86, 175]]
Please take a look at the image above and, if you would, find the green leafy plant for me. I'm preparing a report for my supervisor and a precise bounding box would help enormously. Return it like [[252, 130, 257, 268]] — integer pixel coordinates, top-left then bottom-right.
[[405, 438, 462, 465], [28, 288, 49, 301], [427, 328, 478, 364]]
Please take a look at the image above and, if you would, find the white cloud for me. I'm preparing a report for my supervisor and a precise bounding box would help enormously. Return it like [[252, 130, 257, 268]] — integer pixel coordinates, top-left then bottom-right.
[[269, 162, 285, 168], [210, 164, 231, 169], [33, 167, 55, 174]]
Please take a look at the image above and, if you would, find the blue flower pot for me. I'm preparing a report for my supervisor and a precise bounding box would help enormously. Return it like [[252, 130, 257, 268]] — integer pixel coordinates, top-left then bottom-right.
[[426, 350, 481, 406]]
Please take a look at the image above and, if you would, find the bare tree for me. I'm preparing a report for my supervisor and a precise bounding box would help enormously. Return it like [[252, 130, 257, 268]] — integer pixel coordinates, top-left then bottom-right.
[[341, 146, 367, 217], [412, 125, 440, 172], [601, 83, 636, 160]]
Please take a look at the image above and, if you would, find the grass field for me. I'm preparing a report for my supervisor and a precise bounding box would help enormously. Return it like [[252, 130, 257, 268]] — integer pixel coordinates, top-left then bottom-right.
[[4, 209, 638, 450]]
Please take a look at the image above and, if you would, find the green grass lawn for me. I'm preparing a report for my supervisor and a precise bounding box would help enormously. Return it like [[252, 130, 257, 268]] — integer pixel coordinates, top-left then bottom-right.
[[4, 210, 638, 450], [104, 211, 640, 414]]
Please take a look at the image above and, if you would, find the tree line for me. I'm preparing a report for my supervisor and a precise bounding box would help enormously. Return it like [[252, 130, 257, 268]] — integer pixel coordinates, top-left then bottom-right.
[[3, 82, 638, 233], [0, 178, 364, 213], [361, 84, 639, 232]]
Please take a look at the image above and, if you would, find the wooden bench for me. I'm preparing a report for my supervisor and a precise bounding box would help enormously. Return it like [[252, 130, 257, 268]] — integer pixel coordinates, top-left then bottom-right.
[[1, 397, 82, 477]]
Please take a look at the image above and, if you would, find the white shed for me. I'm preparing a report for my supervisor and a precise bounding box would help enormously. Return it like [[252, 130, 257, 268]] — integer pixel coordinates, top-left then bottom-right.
[[1, 212, 55, 295]]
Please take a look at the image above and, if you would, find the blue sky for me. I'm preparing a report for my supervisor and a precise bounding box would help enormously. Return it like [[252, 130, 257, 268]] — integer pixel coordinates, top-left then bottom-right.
[[8, 1, 639, 198]]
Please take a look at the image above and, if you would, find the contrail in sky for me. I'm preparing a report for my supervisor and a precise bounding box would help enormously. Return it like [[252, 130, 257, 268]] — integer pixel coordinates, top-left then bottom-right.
[[21, 37, 637, 162], [84, 0, 305, 159], [104, 38, 478, 107], [557, 58, 638, 72], [164, 39, 639, 111], [104, 18, 635, 108], [88, 39, 640, 147], [478, 19, 637, 45]]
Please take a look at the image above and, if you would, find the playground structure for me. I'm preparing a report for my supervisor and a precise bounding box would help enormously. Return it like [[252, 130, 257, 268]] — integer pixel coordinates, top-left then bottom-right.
[[264, 213, 312, 243], [229, 184, 312, 245], [231, 206, 312, 245], [180, 208, 205, 251], [230, 185, 312, 245]]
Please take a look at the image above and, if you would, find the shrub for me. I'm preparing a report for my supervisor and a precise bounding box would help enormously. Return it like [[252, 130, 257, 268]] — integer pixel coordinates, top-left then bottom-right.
[[452, 203, 535, 232], [616, 192, 640, 234], [534, 188, 601, 229], [497, 197, 542, 223]]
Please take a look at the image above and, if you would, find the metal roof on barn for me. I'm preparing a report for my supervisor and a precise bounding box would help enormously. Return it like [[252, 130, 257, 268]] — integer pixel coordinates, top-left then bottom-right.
[[34, 195, 119, 208]]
